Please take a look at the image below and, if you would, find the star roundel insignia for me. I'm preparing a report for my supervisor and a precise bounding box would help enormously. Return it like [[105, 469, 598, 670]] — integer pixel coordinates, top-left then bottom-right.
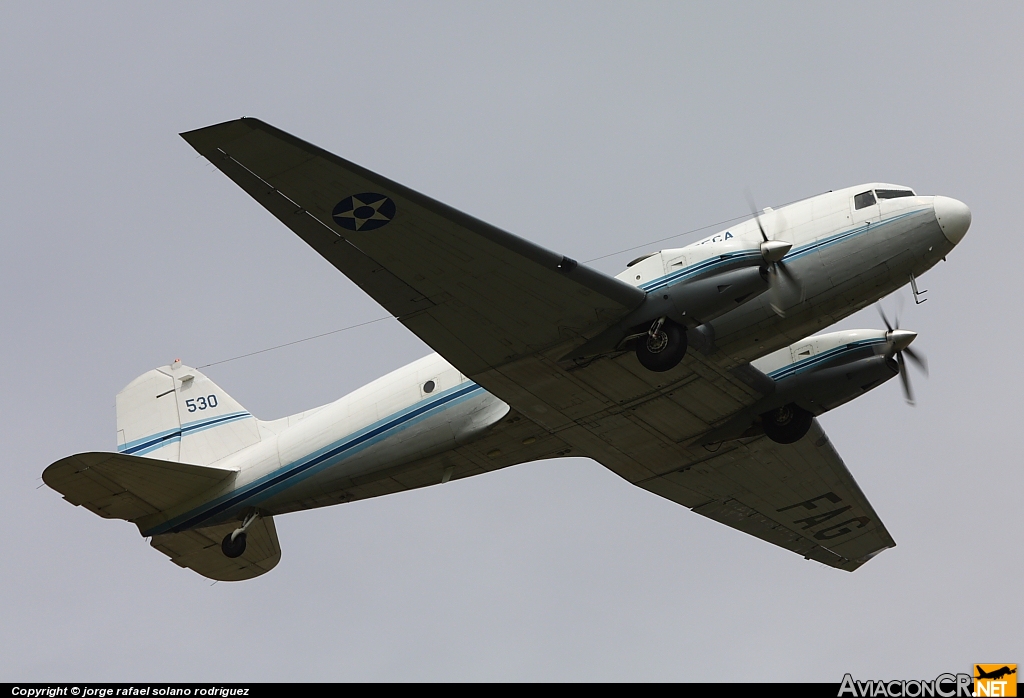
[[332, 193, 397, 232]]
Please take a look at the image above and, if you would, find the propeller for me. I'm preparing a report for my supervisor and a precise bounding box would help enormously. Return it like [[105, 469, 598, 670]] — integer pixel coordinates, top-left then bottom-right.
[[877, 303, 928, 405], [747, 193, 804, 317]]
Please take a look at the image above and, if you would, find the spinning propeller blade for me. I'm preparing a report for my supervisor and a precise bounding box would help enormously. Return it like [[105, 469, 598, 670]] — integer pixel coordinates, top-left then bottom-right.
[[747, 193, 803, 317], [897, 352, 914, 405], [878, 305, 894, 332], [876, 303, 928, 405], [903, 346, 928, 375]]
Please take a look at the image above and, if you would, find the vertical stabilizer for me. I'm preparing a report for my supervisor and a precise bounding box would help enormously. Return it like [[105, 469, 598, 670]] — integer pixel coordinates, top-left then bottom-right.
[[116, 360, 261, 465]]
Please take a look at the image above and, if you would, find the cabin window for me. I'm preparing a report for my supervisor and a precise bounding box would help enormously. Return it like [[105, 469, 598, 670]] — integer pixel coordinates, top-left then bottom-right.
[[875, 189, 915, 199], [854, 191, 876, 210], [422, 380, 436, 394]]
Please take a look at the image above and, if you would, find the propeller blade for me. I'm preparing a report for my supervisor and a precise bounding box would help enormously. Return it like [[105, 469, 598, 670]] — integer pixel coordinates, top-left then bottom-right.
[[776, 260, 806, 302], [745, 191, 769, 243], [903, 346, 929, 376], [767, 274, 786, 317], [776, 259, 795, 281], [766, 264, 804, 318], [747, 191, 805, 315], [876, 304, 894, 332], [879, 299, 925, 405], [769, 300, 787, 318], [897, 351, 915, 406]]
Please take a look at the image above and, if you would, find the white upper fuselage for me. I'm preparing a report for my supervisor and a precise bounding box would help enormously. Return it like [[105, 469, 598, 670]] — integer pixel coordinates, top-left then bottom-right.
[[617, 183, 964, 355], [139, 354, 505, 535], [621, 183, 949, 285], [139, 183, 969, 536]]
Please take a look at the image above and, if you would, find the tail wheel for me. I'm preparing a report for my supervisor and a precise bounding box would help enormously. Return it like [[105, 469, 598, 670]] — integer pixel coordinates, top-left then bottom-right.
[[221, 531, 247, 558], [761, 403, 813, 444], [635, 319, 688, 372]]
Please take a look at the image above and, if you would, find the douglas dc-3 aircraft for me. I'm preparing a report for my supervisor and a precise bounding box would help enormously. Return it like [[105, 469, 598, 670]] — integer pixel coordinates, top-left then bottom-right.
[[44, 118, 972, 580]]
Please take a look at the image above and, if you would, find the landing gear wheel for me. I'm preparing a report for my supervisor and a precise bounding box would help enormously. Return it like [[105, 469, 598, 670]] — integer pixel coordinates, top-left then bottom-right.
[[761, 403, 813, 444], [635, 319, 688, 372], [221, 531, 247, 558]]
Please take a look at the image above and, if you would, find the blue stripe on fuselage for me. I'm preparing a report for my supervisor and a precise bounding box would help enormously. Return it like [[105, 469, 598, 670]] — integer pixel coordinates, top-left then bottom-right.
[[640, 250, 761, 293], [638, 208, 931, 294], [142, 381, 486, 536]]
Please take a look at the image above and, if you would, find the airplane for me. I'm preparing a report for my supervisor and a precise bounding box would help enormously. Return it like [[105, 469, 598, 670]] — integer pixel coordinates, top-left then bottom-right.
[[975, 667, 1017, 681], [43, 118, 972, 581]]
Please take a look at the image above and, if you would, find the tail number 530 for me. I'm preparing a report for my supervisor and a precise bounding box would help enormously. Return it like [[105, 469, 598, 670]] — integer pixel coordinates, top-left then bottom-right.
[[185, 395, 219, 412]]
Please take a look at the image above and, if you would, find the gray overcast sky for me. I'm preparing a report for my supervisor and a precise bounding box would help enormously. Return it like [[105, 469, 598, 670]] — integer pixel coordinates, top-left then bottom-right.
[[1, 1, 1020, 682]]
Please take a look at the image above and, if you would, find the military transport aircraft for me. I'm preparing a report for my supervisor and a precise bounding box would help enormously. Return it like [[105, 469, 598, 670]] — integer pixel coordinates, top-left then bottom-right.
[[43, 118, 972, 581]]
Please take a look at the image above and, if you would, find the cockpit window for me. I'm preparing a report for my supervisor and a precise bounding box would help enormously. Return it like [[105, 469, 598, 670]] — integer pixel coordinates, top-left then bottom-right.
[[854, 191, 876, 210], [875, 189, 915, 199]]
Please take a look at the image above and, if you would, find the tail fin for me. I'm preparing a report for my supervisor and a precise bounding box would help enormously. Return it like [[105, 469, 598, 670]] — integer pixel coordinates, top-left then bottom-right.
[[116, 359, 261, 465]]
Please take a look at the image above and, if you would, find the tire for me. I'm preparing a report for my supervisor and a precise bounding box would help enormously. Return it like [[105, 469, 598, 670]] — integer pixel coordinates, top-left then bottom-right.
[[761, 403, 813, 444], [635, 319, 688, 372], [221, 531, 247, 558]]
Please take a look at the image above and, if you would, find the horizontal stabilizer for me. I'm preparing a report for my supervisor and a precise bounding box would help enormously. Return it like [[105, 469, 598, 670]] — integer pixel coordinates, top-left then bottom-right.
[[43, 452, 235, 523], [150, 518, 281, 581]]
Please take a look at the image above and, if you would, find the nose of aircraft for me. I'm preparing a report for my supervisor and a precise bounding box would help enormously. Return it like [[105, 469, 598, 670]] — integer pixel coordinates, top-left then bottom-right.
[[933, 196, 971, 245]]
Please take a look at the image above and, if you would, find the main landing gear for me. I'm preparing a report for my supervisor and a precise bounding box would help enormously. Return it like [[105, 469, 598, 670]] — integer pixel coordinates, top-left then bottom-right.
[[635, 317, 688, 372], [761, 403, 813, 444], [221, 511, 259, 558]]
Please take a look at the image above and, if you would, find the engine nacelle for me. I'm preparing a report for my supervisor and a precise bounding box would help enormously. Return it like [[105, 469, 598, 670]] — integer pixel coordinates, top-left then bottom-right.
[[658, 265, 770, 327], [767, 354, 897, 412], [701, 329, 900, 444], [566, 256, 769, 361]]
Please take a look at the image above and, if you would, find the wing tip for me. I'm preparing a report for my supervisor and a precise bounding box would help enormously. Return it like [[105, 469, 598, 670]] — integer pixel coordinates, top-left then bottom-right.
[[179, 116, 262, 147]]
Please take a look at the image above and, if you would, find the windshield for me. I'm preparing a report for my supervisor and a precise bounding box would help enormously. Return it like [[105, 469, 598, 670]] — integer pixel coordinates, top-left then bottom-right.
[[875, 188, 915, 199], [854, 191, 876, 209]]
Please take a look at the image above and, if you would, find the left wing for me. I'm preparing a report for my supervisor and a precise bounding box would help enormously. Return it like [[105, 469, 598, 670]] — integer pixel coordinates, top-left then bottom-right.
[[181, 118, 645, 377]]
